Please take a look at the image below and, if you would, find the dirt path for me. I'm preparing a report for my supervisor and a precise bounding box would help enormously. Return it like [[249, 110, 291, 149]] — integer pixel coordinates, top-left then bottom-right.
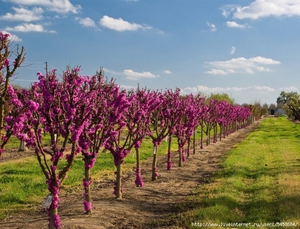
[[1, 121, 261, 229]]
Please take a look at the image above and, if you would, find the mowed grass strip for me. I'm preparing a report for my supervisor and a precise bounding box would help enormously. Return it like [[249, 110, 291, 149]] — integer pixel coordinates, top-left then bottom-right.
[[176, 117, 300, 229]]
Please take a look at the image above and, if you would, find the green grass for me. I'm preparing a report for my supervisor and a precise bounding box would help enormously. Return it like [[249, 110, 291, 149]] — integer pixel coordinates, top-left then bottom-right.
[[4, 133, 52, 149], [0, 157, 47, 217], [175, 117, 300, 229], [0, 135, 177, 218]]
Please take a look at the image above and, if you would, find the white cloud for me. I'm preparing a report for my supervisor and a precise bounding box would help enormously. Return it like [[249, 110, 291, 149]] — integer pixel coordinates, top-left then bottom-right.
[[182, 85, 276, 94], [103, 68, 122, 75], [222, 10, 230, 18], [252, 86, 276, 92], [5, 23, 55, 33], [206, 22, 216, 32], [4, 0, 81, 14], [226, 21, 247, 29], [233, 0, 300, 20], [249, 56, 280, 65], [230, 46, 236, 55], [99, 15, 152, 32], [205, 56, 280, 75], [220, 5, 237, 18], [123, 69, 159, 80], [279, 86, 298, 91], [0, 6, 43, 22], [163, 70, 172, 74], [75, 17, 99, 30], [2, 30, 22, 42], [204, 69, 228, 75]]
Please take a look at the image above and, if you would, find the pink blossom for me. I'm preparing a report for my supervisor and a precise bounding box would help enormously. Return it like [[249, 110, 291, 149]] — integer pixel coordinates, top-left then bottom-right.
[[27, 100, 39, 112]]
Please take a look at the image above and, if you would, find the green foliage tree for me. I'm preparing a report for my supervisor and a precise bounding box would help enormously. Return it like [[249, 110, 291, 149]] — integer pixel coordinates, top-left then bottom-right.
[[277, 91, 300, 120], [207, 93, 236, 104]]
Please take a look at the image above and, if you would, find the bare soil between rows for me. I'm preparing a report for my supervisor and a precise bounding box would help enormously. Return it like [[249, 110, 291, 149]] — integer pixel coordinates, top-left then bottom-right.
[[1, 120, 261, 229]]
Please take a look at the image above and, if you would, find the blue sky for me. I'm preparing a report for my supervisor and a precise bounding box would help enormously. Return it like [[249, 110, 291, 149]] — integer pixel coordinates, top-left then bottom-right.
[[1, 0, 300, 105]]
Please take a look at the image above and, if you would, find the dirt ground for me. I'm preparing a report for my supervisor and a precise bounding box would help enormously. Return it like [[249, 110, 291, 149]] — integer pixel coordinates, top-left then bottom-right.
[[0, 121, 261, 229]]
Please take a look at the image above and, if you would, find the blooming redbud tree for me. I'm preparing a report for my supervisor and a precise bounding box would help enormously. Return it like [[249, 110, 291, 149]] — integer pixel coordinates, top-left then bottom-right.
[[9, 67, 93, 229], [191, 94, 206, 154], [162, 88, 182, 171], [187, 95, 205, 156], [219, 101, 229, 140], [145, 91, 169, 181], [202, 99, 218, 146], [127, 88, 162, 187], [78, 70, 121, 212], [174, 94, 201, 167], [0, 31, 25, 156], [103, 89, 133, 199]]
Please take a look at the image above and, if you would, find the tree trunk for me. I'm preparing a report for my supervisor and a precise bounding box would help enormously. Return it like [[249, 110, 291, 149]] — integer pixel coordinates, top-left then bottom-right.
[[83, 161, 92, 214], [178, 146, 182, 167], [212, 125, 216, 143], [48, 178, 61, 229], [49, 205, 59, 229], [200, 124, 203, 149], [135, 148, 144, 187], [136, 147, 140, 172], [186, 139, 191, 158], [206, 129, 210, 146], [193, 130, 196, 154], [167, 135, 172, 170], [151, 146, 158, 181], [0, 97, 5, 151], [116, 157, 122, 199]]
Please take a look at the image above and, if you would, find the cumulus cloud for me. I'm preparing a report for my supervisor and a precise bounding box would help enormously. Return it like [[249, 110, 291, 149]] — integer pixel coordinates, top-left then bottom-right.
[[206, 22, 216, 31], [5, 23, 55, 33], [205, 56, 280, 75], [163, 70, 172, 74], [124, 69, 160, 80], [99, 15, 152, 32], [233, 0, 300, 20], [4, 0, 81, 14], [0, 6, 43, 22], [226, 21, 248, 28], [75, 17, 99, 30]]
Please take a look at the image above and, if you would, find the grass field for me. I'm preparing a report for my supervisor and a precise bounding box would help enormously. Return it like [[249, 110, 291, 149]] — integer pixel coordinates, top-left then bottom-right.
[[175, 117, 300, 229]]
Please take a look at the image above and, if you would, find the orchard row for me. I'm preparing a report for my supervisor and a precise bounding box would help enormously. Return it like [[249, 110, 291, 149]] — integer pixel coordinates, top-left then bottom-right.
[[1, 31, 253, 229], [2, 67, 253, 228]]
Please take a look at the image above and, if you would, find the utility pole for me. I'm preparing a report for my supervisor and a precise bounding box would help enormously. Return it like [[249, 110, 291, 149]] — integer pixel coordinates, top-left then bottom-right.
[[45, 61, 48, 77]]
